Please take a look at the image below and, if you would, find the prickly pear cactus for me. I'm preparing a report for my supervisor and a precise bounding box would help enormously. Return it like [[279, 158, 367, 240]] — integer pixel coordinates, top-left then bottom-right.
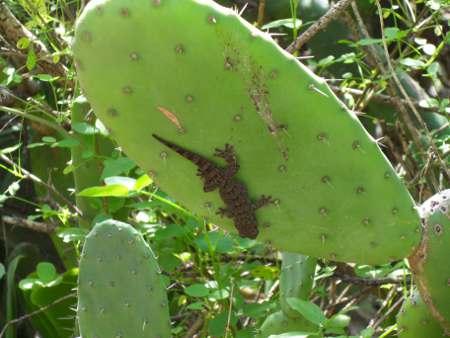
[[259, 310, 318, 338], [73, 0, 421, 264], [279, 253, 316, 318], [78, 220, 171, 338], [397, 290, 446, 338], [409, 190, 450, 334]]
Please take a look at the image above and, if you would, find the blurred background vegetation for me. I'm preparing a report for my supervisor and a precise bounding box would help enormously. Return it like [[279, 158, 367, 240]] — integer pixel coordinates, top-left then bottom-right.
[[0, 0, 448, 337]]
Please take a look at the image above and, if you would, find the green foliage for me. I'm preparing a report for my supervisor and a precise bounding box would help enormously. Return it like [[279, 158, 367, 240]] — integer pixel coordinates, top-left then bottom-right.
[[1, 0, 449, 337]]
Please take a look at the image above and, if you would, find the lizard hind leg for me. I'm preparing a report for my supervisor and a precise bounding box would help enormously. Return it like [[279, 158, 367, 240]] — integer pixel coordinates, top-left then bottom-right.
[[253, 195, 275, 210]]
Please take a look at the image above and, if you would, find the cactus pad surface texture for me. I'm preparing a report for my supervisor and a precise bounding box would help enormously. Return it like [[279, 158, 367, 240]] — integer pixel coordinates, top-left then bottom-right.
[[409, 190, 450, 334], [78, 220, 171, 338], [73, 0, 421, 264], [397, 290, 447, 338]]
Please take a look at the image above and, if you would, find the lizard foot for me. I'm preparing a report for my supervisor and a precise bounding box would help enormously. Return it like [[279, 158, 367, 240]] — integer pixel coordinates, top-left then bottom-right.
[[214, 144, 235, 161], [253, 195, 275, 210], [216, 207, 233, 218]]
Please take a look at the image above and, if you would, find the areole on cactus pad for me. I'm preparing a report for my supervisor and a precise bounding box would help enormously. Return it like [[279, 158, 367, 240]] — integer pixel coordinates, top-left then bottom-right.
[[73, 0, 421, 264]]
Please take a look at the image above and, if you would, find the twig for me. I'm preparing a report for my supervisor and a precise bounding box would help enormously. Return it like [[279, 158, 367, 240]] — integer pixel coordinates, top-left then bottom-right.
[[1, 215, 55, 233], [0, 153, 81, 215], [0, 293, 76, 338], [374, 0, 449, 183], [0, 2, 67, 77], [329, 85, 446, 116], [371, 295, 404, 330], [287, 0, 355, 53], [350, 2, 440, 193], [183, 315, 204, 338], [332, 271, 410, 286], [257, 0, 265, 27]]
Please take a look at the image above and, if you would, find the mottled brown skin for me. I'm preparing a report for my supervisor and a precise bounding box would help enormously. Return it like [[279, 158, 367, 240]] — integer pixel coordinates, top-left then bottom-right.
[[152, 134, 274, 239]]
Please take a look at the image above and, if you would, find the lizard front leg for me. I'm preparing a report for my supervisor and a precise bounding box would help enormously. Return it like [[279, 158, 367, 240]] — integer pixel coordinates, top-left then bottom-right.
[[216, 207, 234, 218], [253, 195, 275, 210], [214, 144, 240, 178]]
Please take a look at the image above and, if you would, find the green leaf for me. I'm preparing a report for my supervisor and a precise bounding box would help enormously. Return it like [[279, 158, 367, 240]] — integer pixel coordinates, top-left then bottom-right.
[[250, 265, 278, 280], [42, 136, 56, 143], [52, 138, 80, 148], [104, 176, 136, 190], [186, 302, 204, 310], [325, 314, 351, 328], [0, 143, 21, 155], [262, 18, 302, 30], [358, 38, 382, 46], [26, 48, 36, 71], [19, 278, 39, 290], [185, 284, 210, 297], [360, 327, 375, 338], [134, 174, 152, 191], [16, 37, 30, 49], [0, 263, 5, 280], [209, 289, 229, 301], [72, 122, 98, 135], [101, 157, 135, 179], [400, 58, 425, 69], [6, 255, 24, 338], [34, 74, 56, 82], [56, 227, 88, 243], [78, 184, 129, 197], [286, 298, 326, 325], [36, 262, 57, 284], [266, 332, 314, 338]]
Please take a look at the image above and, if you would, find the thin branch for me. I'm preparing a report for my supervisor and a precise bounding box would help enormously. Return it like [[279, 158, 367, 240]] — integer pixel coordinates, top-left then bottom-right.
[[257, 0, 265, 27], [0, 153, 82, 215], [1, 215, 55, 233], [374, 0, 449, 183], [0, 293, 76, 338], [0, 2, 67, 77], [332, 271, 411, 286], [287, 0, 355, 53], [329, 85, 446, 117]]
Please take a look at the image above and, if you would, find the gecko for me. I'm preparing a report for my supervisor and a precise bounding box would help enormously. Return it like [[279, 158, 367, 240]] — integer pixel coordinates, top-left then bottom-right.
[[152, 134, 275, 239]]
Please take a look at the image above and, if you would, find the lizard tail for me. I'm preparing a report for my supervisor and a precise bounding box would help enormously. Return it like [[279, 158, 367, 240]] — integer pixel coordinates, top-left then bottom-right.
[[152, 134, 209, 167]]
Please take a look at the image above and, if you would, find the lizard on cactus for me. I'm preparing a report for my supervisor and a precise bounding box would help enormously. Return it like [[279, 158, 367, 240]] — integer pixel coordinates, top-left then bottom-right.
[[153, 133, 275, 239]]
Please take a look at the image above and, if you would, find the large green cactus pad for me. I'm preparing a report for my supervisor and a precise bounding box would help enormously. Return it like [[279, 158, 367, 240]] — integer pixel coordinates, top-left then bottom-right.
[[73, 0, 421, 264], [409, 190, 450, 334], [397, 290, 446, 338], [78, 220, 171, 338]]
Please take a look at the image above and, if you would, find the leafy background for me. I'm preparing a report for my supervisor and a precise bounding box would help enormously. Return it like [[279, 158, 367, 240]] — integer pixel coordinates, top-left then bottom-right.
[[0, 0, 448, 337]]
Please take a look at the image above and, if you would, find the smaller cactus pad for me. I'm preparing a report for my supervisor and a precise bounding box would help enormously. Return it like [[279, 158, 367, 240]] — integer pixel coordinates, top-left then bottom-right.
[[397, 290, 446, 338], [78, 219, 171, 338], [409, 190, 450, 334]]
